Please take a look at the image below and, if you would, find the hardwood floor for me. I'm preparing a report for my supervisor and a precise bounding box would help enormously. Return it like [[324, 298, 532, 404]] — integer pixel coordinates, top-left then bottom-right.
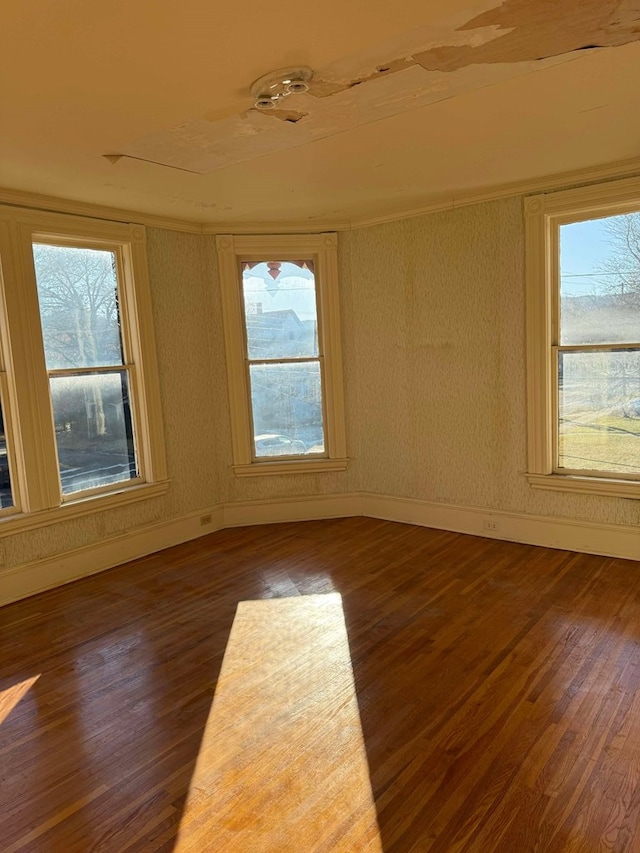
[[2, 518, 640, 851]]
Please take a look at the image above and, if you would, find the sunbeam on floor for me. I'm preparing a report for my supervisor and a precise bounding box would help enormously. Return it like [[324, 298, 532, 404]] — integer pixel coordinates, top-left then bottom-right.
[[0, 675, 39, 727], [173, 592, 383, 852]]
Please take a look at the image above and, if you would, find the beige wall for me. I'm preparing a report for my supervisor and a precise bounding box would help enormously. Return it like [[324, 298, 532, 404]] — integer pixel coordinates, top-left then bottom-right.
[[343, 197, 640, 526], [2, 194, 638, 578], [201, 236, 361, 505], [0, 225, 359, 574], [1, 228, 221, 570]]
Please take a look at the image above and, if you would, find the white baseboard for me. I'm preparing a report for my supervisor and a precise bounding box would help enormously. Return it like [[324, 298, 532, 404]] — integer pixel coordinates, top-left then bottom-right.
[[222, 492, 362, 527], [3, 491, 638, 607], [0, 504, 225, 608], [361, 493, 640, 561]]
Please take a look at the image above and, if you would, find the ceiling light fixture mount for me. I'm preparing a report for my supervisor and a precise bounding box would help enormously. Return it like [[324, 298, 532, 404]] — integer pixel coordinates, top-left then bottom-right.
[[250, 66, 313, 110]]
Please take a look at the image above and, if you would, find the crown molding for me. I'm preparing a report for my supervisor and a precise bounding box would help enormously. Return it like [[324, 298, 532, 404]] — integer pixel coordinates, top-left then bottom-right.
[[210, 155, 640, 232], [2, 155, 640, 237], [201, 218, 352, 235], [349, 155, 640, 230], [0, 185, 351, 234], [0, 186, 204, 233]]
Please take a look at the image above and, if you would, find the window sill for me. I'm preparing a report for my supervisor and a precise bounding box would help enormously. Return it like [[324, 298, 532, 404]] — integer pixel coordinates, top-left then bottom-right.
[[233, 458, 349, 477], [527, 472, 640, 500], [0, 479, 169, 537]]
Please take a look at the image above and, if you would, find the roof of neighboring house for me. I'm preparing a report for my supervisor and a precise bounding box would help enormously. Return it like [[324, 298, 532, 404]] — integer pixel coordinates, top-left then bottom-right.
[[246, 310, 305, 330]]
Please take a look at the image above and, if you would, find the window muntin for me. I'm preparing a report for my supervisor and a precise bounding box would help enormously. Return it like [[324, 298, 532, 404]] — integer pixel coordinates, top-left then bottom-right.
[[526, 177, 640, 496], [33, 242, 140, 496], [217, 233, 347, 476], [241, 261, 325, 459]]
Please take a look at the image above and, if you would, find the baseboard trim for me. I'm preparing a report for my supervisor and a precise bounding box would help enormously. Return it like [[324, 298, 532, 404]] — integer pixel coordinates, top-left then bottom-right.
[[2, 491, 638, 607], [222, 492, 362, 527], [0, 504, 225, 607], [360, 493, 640, 561]]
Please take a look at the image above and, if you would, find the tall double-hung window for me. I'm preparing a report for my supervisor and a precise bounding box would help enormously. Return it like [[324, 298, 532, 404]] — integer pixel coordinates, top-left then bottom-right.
[[526, 176, 640, 498], [32, 242, 138, 496], [0, 207, 166, 529], [217, 233, 347, 476]]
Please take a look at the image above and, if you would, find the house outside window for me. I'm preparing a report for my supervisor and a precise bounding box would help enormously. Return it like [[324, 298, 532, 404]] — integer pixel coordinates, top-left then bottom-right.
[[216, 233, 347, 476], [526, 175, 640, 498]]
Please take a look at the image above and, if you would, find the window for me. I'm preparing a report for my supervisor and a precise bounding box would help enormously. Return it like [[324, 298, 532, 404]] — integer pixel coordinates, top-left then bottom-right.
[[526, 176, 640, 498], [216, 233, 347, 476], [33, 243, 138, 496], [0, 207, 167, 531]]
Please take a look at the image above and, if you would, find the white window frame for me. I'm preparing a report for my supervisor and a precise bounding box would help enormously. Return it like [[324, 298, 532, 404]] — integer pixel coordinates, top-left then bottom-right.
[[216, 233, 347, 476], [0, 205, 168, 534], [526, 175, 640, 499]]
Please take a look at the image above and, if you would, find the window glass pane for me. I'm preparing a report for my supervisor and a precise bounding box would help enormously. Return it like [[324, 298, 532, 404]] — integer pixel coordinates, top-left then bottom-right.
[[33, 244, 124, 369], [558, 350, 640, 475], [249, 361, 324, 456], [242, 261, 318, 359], [560, 214, 640, 345], [51, 371, 137, 494], [0, 402, 13, 509]]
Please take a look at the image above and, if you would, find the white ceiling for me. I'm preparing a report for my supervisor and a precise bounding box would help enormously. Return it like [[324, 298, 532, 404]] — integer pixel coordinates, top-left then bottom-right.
[[2, 0, 640, 229]]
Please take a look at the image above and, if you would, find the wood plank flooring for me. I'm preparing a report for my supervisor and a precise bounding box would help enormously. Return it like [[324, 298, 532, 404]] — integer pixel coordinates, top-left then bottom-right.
[[2, 518, 640, 851]]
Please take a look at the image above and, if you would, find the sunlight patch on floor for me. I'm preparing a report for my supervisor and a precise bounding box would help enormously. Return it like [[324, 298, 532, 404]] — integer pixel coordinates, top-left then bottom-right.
[[0, 675, 39, 726], [174, 593, 382, 852]]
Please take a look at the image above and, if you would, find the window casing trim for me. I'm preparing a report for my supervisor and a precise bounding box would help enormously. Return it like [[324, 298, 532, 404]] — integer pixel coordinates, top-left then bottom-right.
[[525, 174, 640, 497], [216, 233, 348, 475], [0, 479, 169, 538], [232, 458, 349, 477], [0, 205, 168, 521]]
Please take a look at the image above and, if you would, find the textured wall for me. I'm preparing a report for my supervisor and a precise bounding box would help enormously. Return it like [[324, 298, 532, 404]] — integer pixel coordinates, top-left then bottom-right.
[[343, 197, 640, 526], [202, 235, 361, 503], [4, 195, 639, 575], [3, 228, 224, 569], [1, 226, 359, 571]]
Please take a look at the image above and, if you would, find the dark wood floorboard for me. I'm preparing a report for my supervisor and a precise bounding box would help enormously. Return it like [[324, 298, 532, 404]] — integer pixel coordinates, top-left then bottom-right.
[[2, 518, 640, 851]]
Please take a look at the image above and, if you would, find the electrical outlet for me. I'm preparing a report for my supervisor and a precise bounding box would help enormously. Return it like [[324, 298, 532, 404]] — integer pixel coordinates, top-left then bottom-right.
[[200, 513, 212, 526], [483, 520, 498, 531]]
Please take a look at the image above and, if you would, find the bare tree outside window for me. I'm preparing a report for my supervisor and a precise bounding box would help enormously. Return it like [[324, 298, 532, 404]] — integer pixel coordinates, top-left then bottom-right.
[[33, 245, 123, 370], [600, 213, 640, 303], [559, 212, 640, 475], [32, 244, 137, 494]]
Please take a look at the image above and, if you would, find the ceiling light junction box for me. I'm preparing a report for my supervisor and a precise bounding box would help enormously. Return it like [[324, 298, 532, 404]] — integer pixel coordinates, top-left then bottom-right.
[[250, 66, 313, 110]]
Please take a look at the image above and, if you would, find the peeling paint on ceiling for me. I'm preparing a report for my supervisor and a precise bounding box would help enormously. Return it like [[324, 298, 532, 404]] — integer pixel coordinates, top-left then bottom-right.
[[111, 0, 640, 175], [318, 0, 640, 85]]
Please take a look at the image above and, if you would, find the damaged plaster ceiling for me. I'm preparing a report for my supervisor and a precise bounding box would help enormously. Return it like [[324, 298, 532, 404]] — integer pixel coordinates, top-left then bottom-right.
[[3, 0, 640, 226], [110, 0, 640, 176]]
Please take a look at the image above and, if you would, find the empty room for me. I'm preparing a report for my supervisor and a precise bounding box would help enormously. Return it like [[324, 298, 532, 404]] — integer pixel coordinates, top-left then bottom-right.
[[3, 1, 640, 850]]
